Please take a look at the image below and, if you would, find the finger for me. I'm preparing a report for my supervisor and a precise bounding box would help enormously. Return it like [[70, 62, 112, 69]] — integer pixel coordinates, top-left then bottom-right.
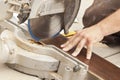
[[61, 35, 78, 47], [72, 39, 86, 56], [62, 36, 83, 51], [86, 43, 93, 59], [61, 30, 82, 47]]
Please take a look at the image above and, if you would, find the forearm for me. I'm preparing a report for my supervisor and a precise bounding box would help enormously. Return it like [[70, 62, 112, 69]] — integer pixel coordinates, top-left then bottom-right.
[[95, 9, 120, 37]]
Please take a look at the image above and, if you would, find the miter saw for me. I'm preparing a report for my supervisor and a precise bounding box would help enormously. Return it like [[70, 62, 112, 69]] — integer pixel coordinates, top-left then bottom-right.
[[0, 0, 91, 80]]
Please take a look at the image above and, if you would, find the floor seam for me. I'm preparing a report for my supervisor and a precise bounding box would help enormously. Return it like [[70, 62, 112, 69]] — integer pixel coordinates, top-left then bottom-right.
[[104, 52, 120, 58]]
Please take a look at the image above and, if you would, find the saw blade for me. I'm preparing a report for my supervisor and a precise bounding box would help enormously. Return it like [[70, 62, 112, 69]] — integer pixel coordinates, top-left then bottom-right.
[[28, 0, 81, 41], [28, 14, 64, 41]]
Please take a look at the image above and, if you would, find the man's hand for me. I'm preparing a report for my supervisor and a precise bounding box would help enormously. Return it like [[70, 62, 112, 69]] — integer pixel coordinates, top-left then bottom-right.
[[61, 25, 104, 59]]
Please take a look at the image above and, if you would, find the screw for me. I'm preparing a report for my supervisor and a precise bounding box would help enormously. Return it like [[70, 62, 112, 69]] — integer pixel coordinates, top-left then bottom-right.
[[73, 65, 81, 72]]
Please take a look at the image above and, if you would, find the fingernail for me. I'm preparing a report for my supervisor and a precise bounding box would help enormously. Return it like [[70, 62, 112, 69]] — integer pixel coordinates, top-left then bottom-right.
[[63, 48, 69, 51], [86, 57, 90, 59], [86, 55, 91, 59], [72, 53, 77, 56], [61, 44, 64, 47]]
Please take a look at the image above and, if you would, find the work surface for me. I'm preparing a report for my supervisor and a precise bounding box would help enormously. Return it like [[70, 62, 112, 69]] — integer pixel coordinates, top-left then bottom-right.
[[43, 35, 120, 80], [0, 35, 120, 80]]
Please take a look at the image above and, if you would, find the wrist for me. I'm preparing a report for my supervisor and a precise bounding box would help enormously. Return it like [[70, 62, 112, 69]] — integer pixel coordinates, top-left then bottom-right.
[[95, 24, 106, 37]]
